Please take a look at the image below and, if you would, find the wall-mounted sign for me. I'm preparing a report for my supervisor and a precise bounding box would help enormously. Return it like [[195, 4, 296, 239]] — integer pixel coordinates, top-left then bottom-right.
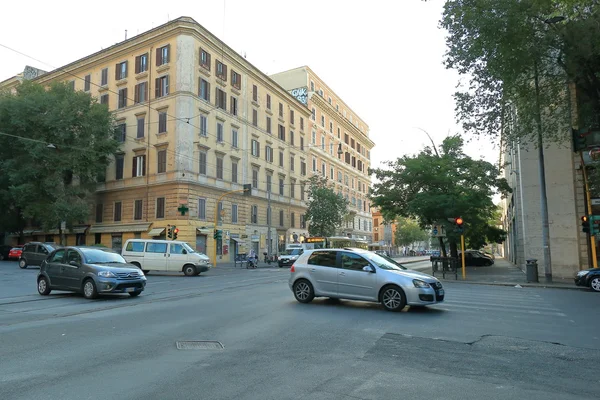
[[290, 87, 308, 105]]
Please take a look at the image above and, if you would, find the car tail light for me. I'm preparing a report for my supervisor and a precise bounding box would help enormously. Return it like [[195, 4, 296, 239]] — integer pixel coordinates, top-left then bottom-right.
[[290, 265, 295, 272]]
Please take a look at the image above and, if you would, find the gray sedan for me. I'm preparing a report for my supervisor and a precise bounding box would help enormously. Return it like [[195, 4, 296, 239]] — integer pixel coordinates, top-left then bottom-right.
[[37, 246, 147, 299], [289, 248, 444, 311]]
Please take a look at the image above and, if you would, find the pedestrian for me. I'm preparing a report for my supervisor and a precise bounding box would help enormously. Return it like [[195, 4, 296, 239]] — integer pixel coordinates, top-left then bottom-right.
[[248, 248, 258, 268]]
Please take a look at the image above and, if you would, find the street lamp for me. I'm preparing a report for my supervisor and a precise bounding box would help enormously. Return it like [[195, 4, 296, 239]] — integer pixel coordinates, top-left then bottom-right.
[[337, 143, 343, 155]]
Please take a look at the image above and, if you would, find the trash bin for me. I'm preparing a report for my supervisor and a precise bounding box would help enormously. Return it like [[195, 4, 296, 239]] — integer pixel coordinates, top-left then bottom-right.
[[526, 259, 539, 283]]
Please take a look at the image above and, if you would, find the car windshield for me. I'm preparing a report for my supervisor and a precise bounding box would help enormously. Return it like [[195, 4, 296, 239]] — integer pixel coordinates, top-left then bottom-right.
[[282, 249, 302, 256], [182, 243, 196, 253], [81, 248, 127, 264], [364, 252, 407, 271]]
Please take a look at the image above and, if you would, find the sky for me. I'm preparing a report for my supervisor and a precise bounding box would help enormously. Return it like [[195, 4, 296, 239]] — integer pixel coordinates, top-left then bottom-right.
[[0, 0, 499, 175]]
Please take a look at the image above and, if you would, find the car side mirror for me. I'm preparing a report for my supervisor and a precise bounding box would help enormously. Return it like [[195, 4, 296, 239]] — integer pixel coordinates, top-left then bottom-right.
[[182, 249, 188, 254], [69, 260, 80, 267], [363, 265, 375, 273]]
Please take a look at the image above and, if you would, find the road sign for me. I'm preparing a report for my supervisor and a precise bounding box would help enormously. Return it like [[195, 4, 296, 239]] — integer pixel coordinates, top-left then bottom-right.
[[431, 225, 446, 237]]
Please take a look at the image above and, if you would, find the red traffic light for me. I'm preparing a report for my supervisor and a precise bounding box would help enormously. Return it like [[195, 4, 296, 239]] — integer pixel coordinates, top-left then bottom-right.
[[173, 228, 179, 234], [582, 216, 589, 222], [454, 217, 464, 226]]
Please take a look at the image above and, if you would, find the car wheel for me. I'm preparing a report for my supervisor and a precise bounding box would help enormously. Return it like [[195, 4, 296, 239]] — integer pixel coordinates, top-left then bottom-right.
[[82, 279, 98, 299], [129, 291, 142, 297], [590, 276, 600, 292], [37, 276, 51, 295], [293, 279, 315, 303], [19, 259, 27, 269], [380, 285, 407, 312], [183, 265, 197, 276]]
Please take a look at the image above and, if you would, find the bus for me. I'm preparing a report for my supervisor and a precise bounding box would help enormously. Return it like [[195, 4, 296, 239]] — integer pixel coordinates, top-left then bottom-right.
[[325, 236, 369, 250], [298, 236, 369, 250]]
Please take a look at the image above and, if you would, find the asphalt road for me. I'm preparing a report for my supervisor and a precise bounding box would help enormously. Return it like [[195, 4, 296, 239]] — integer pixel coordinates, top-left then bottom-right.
[[1, 260, 599, 400]]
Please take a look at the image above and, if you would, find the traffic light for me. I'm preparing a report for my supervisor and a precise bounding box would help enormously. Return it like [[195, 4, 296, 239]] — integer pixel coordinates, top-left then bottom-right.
[[213, 229, 222, 240], [454, 217, 464, 233], [573, 128, 587, 152], [167, 225, 173, 239], [582, 216, 590, 233], [173, 226, 179, 240]]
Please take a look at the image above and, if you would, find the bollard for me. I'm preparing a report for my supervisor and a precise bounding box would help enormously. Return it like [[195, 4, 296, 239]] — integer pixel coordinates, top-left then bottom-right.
[[525, 259, 539, 283]]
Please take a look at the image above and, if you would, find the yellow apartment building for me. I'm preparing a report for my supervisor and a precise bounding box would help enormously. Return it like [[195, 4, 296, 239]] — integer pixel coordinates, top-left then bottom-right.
[[1, 17, 374, 262], [270, 67, 374, 242]]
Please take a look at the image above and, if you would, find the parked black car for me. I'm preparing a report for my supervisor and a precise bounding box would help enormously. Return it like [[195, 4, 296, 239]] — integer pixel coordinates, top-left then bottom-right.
[[574, 268, 600, 292], [458, 250, 494, 267], [19, 242, 61, 269], [38, 246, 147, 299]]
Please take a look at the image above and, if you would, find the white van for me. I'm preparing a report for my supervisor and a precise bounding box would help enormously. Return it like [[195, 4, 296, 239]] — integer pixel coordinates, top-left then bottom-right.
[[122, 239, 211, 276]]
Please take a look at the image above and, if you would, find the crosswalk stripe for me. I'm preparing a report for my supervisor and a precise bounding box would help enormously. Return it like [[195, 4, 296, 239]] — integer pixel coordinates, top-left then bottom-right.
[[443, 299, 562, 312], [435, 302, 567, 317]]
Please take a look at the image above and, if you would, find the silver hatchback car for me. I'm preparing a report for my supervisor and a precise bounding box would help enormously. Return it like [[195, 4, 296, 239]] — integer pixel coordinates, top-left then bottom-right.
[[289, 248, 444, 311]]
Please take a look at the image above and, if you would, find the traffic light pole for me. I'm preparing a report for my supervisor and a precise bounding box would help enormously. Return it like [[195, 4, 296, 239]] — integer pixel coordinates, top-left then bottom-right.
[[212, 188, 248, 267], [460, 234, 466, 280], [580, 153, 598, 269]]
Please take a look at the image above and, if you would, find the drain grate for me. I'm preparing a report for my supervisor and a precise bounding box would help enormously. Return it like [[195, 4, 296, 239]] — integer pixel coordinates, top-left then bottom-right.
[[176, 340, 224, 350]]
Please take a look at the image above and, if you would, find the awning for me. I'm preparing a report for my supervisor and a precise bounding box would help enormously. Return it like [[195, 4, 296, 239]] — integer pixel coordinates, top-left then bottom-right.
[[148, 228, 165, 236], [196, 228, 212, 234], [230, 237, 244, 244], [89, 223, 151, 234]]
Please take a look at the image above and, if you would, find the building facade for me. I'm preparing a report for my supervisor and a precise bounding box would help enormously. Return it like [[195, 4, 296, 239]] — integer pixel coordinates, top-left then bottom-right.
[[499, 128, 590, 280], [270, 67, 374, 243], [1, 17, 374, 262]]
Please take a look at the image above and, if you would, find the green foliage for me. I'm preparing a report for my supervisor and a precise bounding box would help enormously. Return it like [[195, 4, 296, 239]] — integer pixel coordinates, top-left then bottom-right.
[[393, 217, 430, 247], [369, 136, 511, 253], [437, 0, 600, 146], [0, 80, 119, 234], [305, 175, 349, 237]]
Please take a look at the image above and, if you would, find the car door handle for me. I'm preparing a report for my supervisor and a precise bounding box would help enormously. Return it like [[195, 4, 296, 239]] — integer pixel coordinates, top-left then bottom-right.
[[339, 272, 345, 276], [310, 268, 316, 272]]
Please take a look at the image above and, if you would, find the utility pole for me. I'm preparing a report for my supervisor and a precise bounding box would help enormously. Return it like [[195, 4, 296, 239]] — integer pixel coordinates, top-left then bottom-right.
[[534, 59, 553, 283]]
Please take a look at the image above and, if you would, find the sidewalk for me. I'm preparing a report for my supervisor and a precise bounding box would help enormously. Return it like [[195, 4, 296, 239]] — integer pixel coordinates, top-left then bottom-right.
[[433, 257, 585, 291]]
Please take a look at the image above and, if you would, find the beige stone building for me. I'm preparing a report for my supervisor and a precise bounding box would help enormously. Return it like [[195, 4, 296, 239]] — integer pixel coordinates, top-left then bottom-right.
[[270, 67, 374, 242], [500, 128, 590, 280], [1, 17, 374, 263]]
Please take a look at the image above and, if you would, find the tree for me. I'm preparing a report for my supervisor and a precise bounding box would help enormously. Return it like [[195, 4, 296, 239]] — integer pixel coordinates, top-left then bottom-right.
[[304, 175, 349, 237], [0, 81, 119, 244], [393, 217, 429, 248], [369, 136, 511, 257], [436, 0, 600, 145]]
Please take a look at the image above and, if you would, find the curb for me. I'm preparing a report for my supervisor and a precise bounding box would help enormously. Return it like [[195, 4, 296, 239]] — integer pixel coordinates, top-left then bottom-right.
[[438, 279, 588, 291]]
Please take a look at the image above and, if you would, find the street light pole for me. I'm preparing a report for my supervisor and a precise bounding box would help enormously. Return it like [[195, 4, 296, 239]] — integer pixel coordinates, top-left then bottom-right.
[[534, 59, 553, 283]]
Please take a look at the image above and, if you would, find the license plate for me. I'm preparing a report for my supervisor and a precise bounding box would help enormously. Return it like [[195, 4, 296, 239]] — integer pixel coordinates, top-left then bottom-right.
[[126, 287, 136, 293], [437, 289, 445, 296]]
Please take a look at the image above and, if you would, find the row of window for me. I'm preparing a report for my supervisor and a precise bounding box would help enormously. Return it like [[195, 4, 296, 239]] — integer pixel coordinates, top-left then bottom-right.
[[112, 149, 367, 208], [95, 197, 372, 232]]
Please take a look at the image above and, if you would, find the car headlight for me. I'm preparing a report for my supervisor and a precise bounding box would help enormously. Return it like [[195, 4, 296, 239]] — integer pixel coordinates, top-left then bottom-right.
[[577, 270, 589, 277], [97, 270, 117, 278], [291, 256, 298, 260], [413, 279, 431, 288]]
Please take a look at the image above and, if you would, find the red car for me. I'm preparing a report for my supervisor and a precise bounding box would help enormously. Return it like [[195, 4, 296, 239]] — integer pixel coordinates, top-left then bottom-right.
[[8, 247, 23, 260]]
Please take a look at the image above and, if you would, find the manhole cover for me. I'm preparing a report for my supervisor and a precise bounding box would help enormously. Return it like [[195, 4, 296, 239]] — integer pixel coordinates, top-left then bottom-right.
[[176, 340, 224, 350]]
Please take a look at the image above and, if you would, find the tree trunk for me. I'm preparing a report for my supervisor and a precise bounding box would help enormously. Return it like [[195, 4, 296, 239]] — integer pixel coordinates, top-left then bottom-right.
[[438, 237, 447, 257], [449, 241, 459, 258], [58, 223, 65, 246]]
